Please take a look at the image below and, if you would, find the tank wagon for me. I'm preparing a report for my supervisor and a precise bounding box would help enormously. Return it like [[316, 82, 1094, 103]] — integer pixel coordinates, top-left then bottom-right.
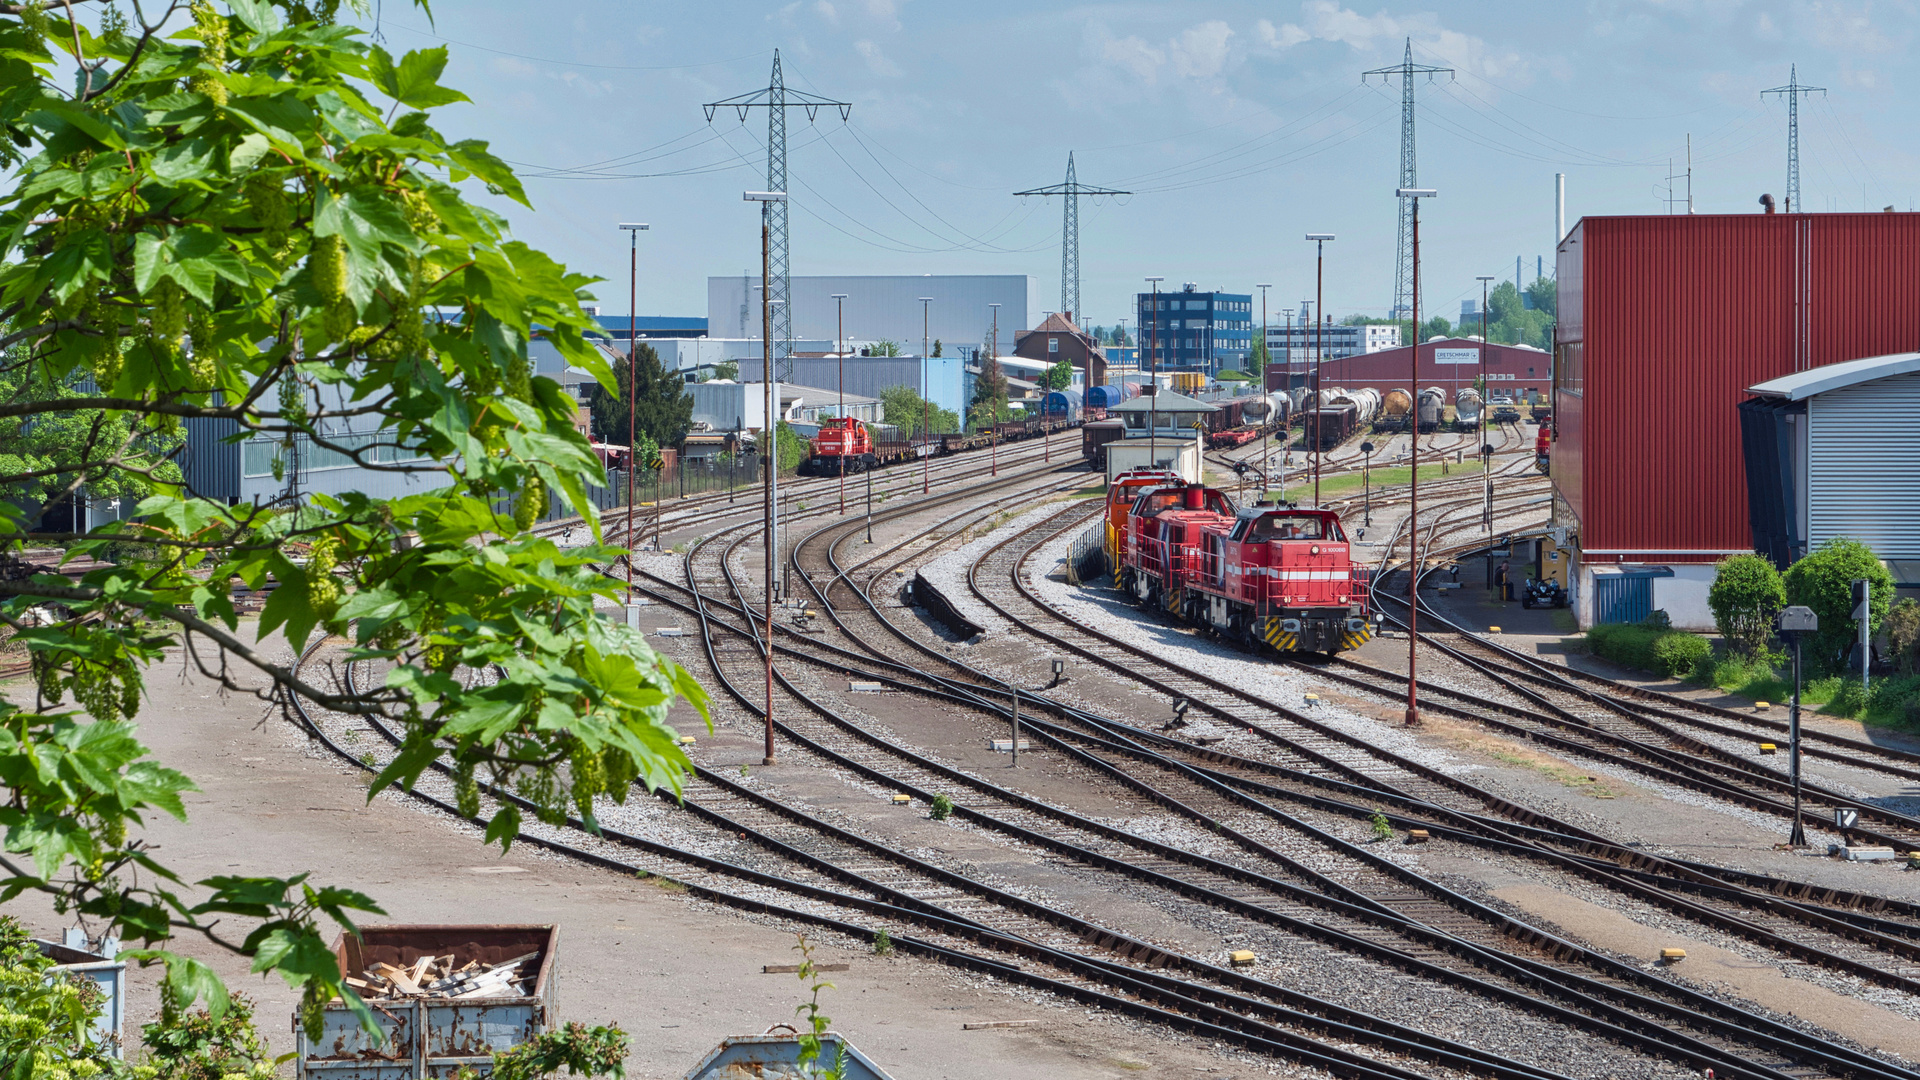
[[1416, 388, 1445, 433], [1329, 388, 1379, 428], [1118, 486, 1374, 654], [1454, 387, 1483, 426]]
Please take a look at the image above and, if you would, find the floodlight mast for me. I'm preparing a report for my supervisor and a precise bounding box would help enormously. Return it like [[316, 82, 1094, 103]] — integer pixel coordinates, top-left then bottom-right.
[[617, 223, 648, 605], [1394, 189, 1436, 727], [744, 191, 787, 766]]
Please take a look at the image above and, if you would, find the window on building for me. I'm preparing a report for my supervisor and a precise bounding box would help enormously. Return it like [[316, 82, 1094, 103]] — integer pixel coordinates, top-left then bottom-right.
[[1049, 337, 1059, 353]]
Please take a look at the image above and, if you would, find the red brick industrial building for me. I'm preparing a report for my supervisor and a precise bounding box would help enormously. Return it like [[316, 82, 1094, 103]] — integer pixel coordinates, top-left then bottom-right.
[[1554, 211, 1920, 628], [1265, 337, 1551, 402]]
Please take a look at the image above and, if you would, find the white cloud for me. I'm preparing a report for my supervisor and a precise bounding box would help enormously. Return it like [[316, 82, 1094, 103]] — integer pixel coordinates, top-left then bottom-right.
[[1256, 19, 1310, 49], [1169, 21, 1234, 78], [1100, 34, 1167, 83], [863, 0, 902, 31], [1805, 0, 1895, 53], [854, 39, 902, 77], [813, 0, 837, 23], [1255, 1, 1530, 81]]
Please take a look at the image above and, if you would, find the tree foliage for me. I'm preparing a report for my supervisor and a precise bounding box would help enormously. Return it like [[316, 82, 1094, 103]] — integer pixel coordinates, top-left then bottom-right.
[[1041, 359, 1072, 392], [0, 0, 708, 1039], [1709, 554, 1786, 659], [0, 915, 117, 1078], [586, 342, 692, 450], [1783, 537, 1896, 673], [968, 354, 1008, 429], [867, 339, 901, 357], [877, 386, 955, 437]]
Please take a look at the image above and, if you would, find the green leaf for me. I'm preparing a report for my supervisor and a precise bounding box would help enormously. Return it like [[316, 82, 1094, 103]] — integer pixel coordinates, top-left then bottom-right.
[[484, 804, 521, 850], [383, 46, 471, 109], [226, 0, 282, 34], [223, 91, 313, 153], [447, 139, 528, 207], [132, 226, 247, 304]]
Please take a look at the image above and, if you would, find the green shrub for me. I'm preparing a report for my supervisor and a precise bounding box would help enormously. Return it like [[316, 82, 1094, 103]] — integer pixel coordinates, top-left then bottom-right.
[[929, 794, 953, 821], [1710, 554, 1786, 659], [1783, 538, 1896, 674], [1652, 633, 1712, 679], [1586, 623, 1712, 678], [1886, 598, 1920, 676]]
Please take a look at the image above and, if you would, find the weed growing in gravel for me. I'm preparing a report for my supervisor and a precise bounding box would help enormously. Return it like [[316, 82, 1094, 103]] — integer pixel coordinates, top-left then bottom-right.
[[740, 764, 751, 777], [792, 935, 850, 1080], [1369, 811, 1393, 841], [929, 794, 954, 821], [359, 752, 377, 768], [872, 929, 893, 956]]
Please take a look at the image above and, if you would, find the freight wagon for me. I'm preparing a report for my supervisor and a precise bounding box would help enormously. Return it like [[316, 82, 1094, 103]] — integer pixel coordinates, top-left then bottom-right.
[[1082, 419, 1127, 471], [1305, 405, 1357, 451]]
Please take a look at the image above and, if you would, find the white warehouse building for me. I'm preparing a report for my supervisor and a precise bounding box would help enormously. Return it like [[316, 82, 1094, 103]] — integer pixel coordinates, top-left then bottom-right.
[[707, 275, 1033, 353]]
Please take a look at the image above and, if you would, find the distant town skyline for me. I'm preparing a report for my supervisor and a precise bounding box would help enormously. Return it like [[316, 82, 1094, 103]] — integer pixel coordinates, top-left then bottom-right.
[[378, 1, 1918, 332]]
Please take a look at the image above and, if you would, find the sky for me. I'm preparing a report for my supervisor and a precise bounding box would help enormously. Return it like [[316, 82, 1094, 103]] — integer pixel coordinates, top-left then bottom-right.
[[354, 0, 1916, 336]]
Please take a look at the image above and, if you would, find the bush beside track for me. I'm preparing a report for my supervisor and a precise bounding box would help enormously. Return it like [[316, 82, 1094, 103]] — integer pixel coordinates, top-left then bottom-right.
[[1584, 621, 1713, 679]]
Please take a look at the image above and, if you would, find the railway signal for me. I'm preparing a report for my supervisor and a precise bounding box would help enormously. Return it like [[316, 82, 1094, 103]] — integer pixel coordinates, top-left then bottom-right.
[[1776, 604, 1818, 847]]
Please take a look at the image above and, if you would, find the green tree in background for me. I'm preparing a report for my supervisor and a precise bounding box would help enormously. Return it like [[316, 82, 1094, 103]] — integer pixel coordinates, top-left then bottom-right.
[[932, 338, 942, 358], [869, 339, 903, 357], [1042, 359, 1073, 391], [1248, 339, 1272, 369], [969, 353, 1009, 429], [1526, 276, 1558, 317], [589, 342, 692, 449], [1784, 537, 1896, 673], [1419, 316, 1453, 342], [0, 351, 185, 526], [0, 0, 708, 1042], [878, 386, 957, 436], [1709, 554, 1787, 660]]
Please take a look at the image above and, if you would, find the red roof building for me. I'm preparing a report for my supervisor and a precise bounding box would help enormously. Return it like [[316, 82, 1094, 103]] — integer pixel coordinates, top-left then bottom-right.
[[1554, 211, 1920, 628], [1013, 312, 1106, 387], [1266, 337, 1551, 402]]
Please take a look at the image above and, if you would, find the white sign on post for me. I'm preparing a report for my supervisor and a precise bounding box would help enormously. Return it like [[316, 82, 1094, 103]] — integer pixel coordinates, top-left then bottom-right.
[[1434, 348, 1481, 365]]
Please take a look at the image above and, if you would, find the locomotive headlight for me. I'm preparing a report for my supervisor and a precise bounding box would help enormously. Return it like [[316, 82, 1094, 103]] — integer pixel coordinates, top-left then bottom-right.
[[1310, 545, 1321, 555]]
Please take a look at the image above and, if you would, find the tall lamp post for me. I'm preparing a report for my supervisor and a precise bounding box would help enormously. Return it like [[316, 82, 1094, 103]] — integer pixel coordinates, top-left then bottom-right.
[[987, 301, 1001, 477], [920, 296, 934, 492], [744, 191, 786, 765], [1144, 277, 1163, 465], [1476, 275, 1494, 532], [1395, 189, 1436, 727], [832, 292, 848, 514], [1305, 235, 1334, 508], [618, 223, 648, 601]]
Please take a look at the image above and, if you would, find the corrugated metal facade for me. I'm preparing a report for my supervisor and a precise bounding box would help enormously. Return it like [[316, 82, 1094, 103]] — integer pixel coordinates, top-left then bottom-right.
[[1807, 371, 1920, 557], [1555, 212, 1920, 560]]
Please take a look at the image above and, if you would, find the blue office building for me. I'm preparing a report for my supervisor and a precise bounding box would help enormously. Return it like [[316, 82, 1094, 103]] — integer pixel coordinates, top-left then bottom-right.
[[1134, 286, 1254, 373]]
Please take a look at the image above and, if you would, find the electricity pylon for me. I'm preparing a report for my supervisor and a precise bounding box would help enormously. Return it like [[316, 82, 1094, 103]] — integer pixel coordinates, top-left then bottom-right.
[[1015, 153, 1129, 323], [704, 51, 851, 379], [1364, 40, 1451, 322], [1762, 66, 1824, 213]]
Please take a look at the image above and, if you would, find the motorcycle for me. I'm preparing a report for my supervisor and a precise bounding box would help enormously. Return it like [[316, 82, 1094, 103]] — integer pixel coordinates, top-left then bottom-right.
[[1520, 577, 1567, 609]]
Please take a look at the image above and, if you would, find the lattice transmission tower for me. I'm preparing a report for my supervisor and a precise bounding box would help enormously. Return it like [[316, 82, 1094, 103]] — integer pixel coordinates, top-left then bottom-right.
[[1015, 153, 1128, 323], [1363, 40, 1451, 322], [704, 51, 850, 379], [1762, 66, 1824, 213]]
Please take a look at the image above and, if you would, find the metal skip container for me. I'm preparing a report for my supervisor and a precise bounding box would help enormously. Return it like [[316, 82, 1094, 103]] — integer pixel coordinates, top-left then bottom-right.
[[297, 925, 558, 1080], [686, 1033, 895, 1080]]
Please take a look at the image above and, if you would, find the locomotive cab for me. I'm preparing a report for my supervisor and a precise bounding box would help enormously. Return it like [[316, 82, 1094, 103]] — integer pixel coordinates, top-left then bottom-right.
[[804, 418, 876, 476], [1103, 469, 1183, 565], [1119, 484, 1236, 611], [1180, 506, 1373, 654]]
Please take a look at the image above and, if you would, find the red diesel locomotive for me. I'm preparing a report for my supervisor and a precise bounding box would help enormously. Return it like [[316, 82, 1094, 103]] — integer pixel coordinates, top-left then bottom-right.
[[1119, 483, 1374, 655]]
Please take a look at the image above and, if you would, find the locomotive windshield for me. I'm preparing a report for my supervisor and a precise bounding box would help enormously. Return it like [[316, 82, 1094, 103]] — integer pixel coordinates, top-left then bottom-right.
[[1239, 514, 1346, 543]]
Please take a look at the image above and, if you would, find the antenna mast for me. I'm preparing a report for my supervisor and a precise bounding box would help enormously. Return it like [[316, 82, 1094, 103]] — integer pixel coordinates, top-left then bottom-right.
[[704, 52, 851, 379], [1761, 66, 1824, 213], [1015, 153, 1129, 323], [1364, 40, 1452, 322]]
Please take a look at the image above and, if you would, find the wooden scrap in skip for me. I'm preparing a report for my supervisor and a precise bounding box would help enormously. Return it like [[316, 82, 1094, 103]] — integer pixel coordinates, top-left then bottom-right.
[[359, 951, 539, 1001]]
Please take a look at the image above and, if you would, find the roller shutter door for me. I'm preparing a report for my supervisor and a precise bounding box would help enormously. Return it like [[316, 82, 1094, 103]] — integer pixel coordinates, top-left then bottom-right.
[[1807, 372, 1920, 558]]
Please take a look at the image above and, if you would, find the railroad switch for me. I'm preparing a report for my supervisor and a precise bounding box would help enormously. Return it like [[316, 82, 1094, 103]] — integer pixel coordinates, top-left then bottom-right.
[[1406, 830, 1430, 844], [1229, 950, 1257, 967], [1659, 948, 1687, 963], [1757, 743, 1778, 755]]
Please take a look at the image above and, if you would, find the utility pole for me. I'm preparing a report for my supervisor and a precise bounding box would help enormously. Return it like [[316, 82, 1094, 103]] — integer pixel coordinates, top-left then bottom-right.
[[1477, 275, 1494, 532], [1145, 278, 1162, 465], [832, 292, 847, 514], [618, 222, 647, 601], [1762, 66, 1824, 213], [1306, 235, 1334, 508], [744, 191, 787, 766], [1364, 40, 1452, 323], [988, 302, 1000, 477], [1397, 187, 1437, 728], [921, 296, 933, 492], [705, 51, 852, 391], [1015, 153, 1129, 323], [1257, 284, 1271, 390]]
